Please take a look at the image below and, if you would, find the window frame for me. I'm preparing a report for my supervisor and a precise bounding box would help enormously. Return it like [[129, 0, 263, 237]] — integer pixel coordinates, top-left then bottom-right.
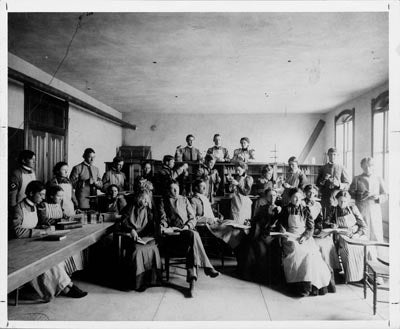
[[371, 90, 389, 179], [334, 108, 355, 177]]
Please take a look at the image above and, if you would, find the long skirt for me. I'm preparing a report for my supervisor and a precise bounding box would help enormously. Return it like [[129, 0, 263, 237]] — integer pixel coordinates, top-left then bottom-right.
[[124, 239, 162, 290], [30, 262, 71, 300], [338, 234, 366, 282], [64, 252, 86, 276], [314, 236, 341, 271], [357, 200, 384, 260], [236, 235, 283, 284], [231, 193, 252, 224], [282, 237, 331, 289]]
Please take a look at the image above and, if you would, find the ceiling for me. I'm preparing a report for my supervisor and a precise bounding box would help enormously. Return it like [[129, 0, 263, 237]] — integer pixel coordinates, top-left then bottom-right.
[[8, 12, 388, 114]]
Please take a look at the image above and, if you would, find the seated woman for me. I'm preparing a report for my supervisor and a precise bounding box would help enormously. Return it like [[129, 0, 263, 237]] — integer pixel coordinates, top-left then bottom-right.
[[98, 184, 127, 214], [277, 188, 333, 296], [116, 191, 162, 291], [324, 190, 368, 283], [159, 180, 219, 297], [253, 165, 282, 215], [236, 188, 283, 284], [228, 161, 254, 225], [191, 179, 244, 250], [38, 185, 85, 276], [304, 184, 340, 276], [46, 161, 78, 217], [10, 180, 87, 301]]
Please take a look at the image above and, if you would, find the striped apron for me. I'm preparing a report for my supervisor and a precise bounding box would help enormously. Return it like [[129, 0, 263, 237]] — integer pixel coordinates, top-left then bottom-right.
[[282, 214, 331, 289], [337, 211, 366, 282]]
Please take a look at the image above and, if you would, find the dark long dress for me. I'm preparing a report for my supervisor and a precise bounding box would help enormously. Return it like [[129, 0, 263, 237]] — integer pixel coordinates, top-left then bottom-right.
[[236, 203, 282, 284], [117, 204, 162, 290]]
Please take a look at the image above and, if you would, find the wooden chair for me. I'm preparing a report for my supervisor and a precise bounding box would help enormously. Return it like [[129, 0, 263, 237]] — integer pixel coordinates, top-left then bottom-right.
[[341, 236, 389, 315], [159, 233, 187, 282]]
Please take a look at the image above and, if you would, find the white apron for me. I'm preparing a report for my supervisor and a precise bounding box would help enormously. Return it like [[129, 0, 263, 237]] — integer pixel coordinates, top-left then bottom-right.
[[282, 214, 331, 289], [21, 205, 38, 228], [231, 192, 252, 224], [17, 171, 37, 204], [58, 182, 76, 217], [337, 212, 366, 282]]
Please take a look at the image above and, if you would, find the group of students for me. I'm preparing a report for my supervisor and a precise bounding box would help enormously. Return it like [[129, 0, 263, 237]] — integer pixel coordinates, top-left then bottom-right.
[[8, 141, 387, 300]]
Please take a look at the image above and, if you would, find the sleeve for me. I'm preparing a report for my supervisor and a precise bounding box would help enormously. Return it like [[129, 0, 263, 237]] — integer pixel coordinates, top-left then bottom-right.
[[8, 170, 21, 208], [277, 207, 288, 230], [184, 198, 197, 229], [301, 207, 314, 239], [69, 165, 80, 189], [237, 176, 253, 195], [118, 196, 128, 213], [70, 184, 78, 208], [190, 198, 206, 223], [11, 205, 42, 238], [37, 203, 53, 226], [316, 166, 325, 187], [298, 171, 308, 190], [197, 149, 203, 161], [249, 149, 256, 160], [206, 147, 213, 155], [351, 205, 367, 236], [158, 198, 169, 228], [172, 165, 185, 179], [101, 171, 111, 192], [339, 167, 350, 190], [232, 149, 239, 162], [175, 148, 183, 162], [117, 205, 134, 233]]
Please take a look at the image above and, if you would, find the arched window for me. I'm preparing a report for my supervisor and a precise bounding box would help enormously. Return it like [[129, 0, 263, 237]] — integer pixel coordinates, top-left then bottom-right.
[[335, 108, 355, 178], [372, 91, 389, 179]]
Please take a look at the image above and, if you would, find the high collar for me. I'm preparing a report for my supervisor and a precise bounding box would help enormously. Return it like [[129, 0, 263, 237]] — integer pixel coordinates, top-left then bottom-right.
[[83, 161, 92, 167], [21, 165, 33, 173], [361, 172, 372, 177], [186, 145, 193, 149], [24, 198, 36, 211], [213, 145, 222, 149]]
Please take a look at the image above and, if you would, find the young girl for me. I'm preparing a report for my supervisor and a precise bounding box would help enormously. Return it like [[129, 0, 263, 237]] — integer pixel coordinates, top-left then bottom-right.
[[278, 188, 333, 296], [11, 181, 87, 301], [229, 161, 254, 224], [324, 190, 368, 283], [98, 184, 127, 214], [47, 162, 77, 217], [304, 185, 340, 278]]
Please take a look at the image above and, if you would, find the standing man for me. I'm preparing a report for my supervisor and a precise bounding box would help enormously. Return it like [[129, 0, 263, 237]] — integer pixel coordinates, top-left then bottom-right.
[[102, 156, 127, 192], [175, 134, 202, 162], [9, 150, 37, 208], [207, 134, 230, 162], [157, 155, 188, 196], [316, 147, 350, 214], [195, 154, 221, 200], [70, 148, 103, 210]]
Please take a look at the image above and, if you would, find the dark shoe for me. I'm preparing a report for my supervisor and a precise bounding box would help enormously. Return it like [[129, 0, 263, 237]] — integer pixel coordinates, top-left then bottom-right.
[[64, 285, 88, 298], [300, 290, 310, 297], [319, 287, 328, 295], [136, 285, 147, 292], [310, 286, 318, 296], [204, 267, 220, 278]]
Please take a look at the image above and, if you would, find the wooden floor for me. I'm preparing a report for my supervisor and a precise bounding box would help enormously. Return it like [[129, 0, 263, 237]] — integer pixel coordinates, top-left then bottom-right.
[[7, 259, 389, 323]]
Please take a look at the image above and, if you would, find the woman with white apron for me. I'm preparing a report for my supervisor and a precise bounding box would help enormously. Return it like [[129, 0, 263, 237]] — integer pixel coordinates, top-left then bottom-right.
[[278, 188, 332, 296], [325, 190, 368, 283], [229, 162, 254, 225], [349, 157, 387, 261], [10, 180, 87, 301], [304, 184, 341, 273]]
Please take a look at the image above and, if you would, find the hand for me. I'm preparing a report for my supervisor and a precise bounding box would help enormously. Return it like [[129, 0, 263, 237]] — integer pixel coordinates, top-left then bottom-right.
[[181, 225, 189, 231], [231, 179, 239, 186], [332, 178, 340, 188], [298, 236, 306, 244], [276, 206, 282, 214], [182, 163, 189, 170], [279, 225, 286, 233], [283, 182, 291, 189], [130, 229, 138, 241], [331, 223, 338, 229]]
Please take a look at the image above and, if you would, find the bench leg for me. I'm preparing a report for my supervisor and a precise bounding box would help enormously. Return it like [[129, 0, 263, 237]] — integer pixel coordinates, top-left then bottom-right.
[[373, 273, 377, 315], [165, 256, 170, 281]]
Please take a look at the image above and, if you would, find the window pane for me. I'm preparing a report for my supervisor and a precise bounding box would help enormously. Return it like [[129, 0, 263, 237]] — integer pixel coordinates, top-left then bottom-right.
[[335, 123, 344, 166], [373, 112, 384, 153], [373, 152, 384, 178]]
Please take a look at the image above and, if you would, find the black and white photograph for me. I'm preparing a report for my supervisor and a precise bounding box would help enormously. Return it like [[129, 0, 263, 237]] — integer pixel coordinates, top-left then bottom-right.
[[1, 0, 399, 327]]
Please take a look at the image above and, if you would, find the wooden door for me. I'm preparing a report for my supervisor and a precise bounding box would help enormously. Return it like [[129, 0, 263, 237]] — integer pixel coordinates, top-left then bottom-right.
[[28, 129, 65, 183]]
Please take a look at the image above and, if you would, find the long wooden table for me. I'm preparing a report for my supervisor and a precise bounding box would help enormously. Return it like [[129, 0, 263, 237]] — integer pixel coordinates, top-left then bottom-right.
[[8, 223, 114, 293]]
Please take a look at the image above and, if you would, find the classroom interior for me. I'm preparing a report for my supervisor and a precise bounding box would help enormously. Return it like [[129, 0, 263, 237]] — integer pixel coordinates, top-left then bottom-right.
[[4, 10, 395, 324]]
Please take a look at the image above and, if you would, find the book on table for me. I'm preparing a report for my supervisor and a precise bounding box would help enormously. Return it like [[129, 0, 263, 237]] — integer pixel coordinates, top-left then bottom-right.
[[55, 221, 83, 230], [221, 220, 251, 230], [314, 228, 349, 238], [41, 234, 67, 241]]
